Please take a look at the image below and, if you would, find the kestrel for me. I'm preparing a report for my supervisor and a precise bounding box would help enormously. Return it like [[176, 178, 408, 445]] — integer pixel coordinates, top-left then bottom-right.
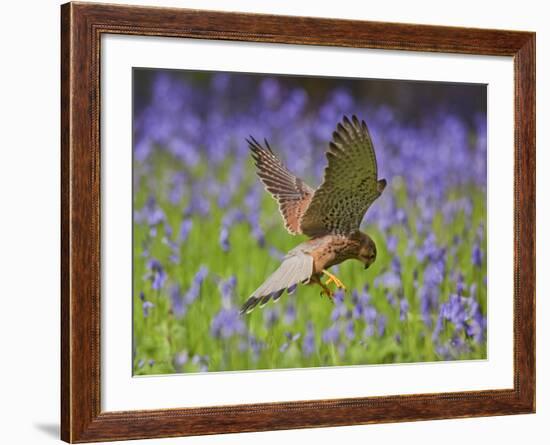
[[240, 115, 386, 314]]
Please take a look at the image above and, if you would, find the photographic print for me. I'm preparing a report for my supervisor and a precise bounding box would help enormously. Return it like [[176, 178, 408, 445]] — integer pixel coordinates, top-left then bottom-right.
[[132, 68, 487, 375]]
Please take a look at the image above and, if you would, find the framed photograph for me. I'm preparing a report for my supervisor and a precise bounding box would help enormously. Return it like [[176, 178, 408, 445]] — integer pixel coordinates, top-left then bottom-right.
[[61, 2, 535, 442]]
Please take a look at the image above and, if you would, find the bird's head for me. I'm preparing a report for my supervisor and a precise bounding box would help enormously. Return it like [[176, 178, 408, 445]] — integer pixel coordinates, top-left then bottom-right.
[[350, 230, 377, 269]]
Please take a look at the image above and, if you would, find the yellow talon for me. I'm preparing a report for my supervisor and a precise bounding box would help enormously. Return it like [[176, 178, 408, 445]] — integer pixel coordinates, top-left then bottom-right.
[[323, 269, 347, 290], [318, 281, 335, 300]]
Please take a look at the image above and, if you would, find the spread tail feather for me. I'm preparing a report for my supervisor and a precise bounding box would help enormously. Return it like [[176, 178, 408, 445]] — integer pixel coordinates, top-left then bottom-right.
[[240, 252, 313, 315]]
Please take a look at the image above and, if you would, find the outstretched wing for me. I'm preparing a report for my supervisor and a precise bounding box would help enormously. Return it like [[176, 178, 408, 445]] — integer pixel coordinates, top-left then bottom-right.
[[248, 137, 314, 235], [240, 251, 313, 314], [300, 115, 386, 237]]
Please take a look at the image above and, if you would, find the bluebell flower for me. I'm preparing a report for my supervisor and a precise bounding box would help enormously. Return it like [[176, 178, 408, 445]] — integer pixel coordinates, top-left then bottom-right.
[[178, 218, 193, 243], [386, 291, 397, 307], [245, 335, 263, 360], [399, 298, 409, 321], [174, 351, 189, 371], [345, 321, 355, 340], [263, 308, 279, 328], [364, 324, 376, 338], [260, 77, 281, 105], [168, 171, 186, 205], [169, 284, 186, 318], [184, 266, 208, 305], [375, 268, 401, 290], [377, 315, 387, 337], [142, 300, 154, 318], [135, 196, 165, 227], [472, 243, 483, 267], [251, 221, 265, 248], [303, 322, 315, 357], [220, 275, 237, 308], [386, 235, 398, 253], [211, 308, 245, 339], [191, 354, 209, 372], [146, 258, 166, 290], [284, 304, 296, 324], [219, 225, 230, 252], [280, 332, 301, 352], [322, 324, 340, 344]]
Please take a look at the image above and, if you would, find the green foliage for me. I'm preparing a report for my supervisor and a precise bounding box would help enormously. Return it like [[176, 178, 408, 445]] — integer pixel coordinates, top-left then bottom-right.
[[133, 155, 487, 375]]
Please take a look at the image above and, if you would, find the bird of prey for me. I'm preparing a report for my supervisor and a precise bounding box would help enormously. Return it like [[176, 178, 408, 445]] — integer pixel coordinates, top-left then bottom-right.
[[240, 115, 386, 315]]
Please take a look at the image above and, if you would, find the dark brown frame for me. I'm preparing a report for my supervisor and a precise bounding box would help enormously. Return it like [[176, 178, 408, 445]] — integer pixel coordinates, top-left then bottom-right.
[[61, 1, 536, 442]]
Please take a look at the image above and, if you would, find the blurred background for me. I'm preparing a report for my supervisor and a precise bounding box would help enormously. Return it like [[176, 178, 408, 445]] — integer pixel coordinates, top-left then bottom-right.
[[132, 68, 487, 375]]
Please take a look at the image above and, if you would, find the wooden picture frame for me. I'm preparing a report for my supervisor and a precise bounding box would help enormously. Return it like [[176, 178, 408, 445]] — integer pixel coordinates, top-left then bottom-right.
[[61, 1, 535, 442]]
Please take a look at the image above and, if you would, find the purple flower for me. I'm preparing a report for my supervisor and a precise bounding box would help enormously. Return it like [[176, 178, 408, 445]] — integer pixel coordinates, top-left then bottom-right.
[[263, 308, 279, 328], [169, 172, 186, 204], [279, 342, 290, 353], [211, 308, 245, 339], [251, 222, 265, 247], [433, 292, 485, 345], [377, 315, 387, 337], [169, 284, 186, 318], [222, 208, 246, 227], [345, 321, 355, 340], [386, 291, 397, 307], [135, 196, 165, 227], [185, 188, 210, 217], [192, 354, 209, 372], [280, 332, 301, 352], [142, 300, 154, 318], [330, 290, 347, 321], [303, 322, 315, 357], [322, 324, 340, 344], [362, 306, 377, 324], [375, 269, 401, 290], [386, 235, 398, 253], [465, 303, 485, 343], [260, 77, 281, 105], [220, 275, 237, 308], [417, 234, 445, 264], [179, 218, 193, 243], [146, 258, 166, 290], [364, 324, 375, 338], [284, 304, 296, 324], [399, 298, 409, 321], [174, 351, 189, 371], [442, 294, 468, 330], [242, 335, 263, 360], [184, 266, 208, 304], [219, 225, 230, 252], [472, 243, 483, 267]]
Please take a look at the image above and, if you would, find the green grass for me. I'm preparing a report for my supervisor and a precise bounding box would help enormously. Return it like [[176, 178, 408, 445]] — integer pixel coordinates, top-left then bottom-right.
[[133, 155, 487, 375]]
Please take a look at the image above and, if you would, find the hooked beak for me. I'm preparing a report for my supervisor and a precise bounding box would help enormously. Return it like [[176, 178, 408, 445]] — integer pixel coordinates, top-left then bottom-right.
[[364, 263, 369, 270]]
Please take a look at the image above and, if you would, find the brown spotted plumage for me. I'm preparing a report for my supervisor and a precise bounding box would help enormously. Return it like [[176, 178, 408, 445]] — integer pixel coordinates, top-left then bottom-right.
[[241, 115, 386, 315]]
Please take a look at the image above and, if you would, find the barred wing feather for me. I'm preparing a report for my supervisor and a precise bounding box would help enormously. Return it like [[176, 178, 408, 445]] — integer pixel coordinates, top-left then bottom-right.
[[248, 137, 314, 235], [300, 115, 386, 237]]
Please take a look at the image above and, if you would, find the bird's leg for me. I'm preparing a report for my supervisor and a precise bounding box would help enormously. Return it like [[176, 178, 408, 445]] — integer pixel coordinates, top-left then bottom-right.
[[309, 275, 335, 300], [318, 281, 335, 300], [322, 269, 347, 290]]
